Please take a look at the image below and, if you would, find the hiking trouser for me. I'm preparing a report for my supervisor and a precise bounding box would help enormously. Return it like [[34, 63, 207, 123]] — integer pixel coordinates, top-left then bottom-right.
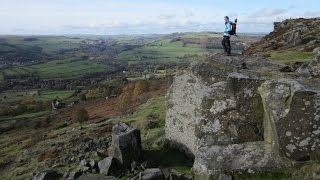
[[222, 35, 231, 55]]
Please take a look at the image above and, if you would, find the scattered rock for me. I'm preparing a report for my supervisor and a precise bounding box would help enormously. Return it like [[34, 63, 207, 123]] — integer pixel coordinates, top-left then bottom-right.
[[308, 51, 320, 76], [77, 174, 120, 180], [32, 170, 61, 180], [313, 47, 320, 53], [296, 62, 310, 75], [90, 159, 99, 171], [80, 159, 89, 166], [98, 157, 118, 176], [79, 159, 91, 172], [108, 123, 141, 168], [139, 168, 165, 180], [67, 171, 83, 180]]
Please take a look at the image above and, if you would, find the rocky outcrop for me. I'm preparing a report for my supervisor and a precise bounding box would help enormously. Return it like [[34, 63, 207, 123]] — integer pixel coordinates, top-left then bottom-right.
[[245, 18, 320, 54], [165, 54, 320, 177]]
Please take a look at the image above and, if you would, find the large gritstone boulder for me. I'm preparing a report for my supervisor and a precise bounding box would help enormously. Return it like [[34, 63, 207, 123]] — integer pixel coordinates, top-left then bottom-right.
[[165, 54, 320, 177]]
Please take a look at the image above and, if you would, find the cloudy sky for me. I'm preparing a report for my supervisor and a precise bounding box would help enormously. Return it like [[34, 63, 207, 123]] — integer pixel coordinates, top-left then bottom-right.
[[1, 0, 319, 35]]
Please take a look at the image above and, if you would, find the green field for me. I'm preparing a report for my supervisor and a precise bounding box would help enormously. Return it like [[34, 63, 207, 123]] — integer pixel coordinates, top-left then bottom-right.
[[1, 59, 110, 79], [182, 32, 222, 38], [0, 90, 74, 103], [117, 39, 207, 65], [37, 90, 74, 100], [1, 36, 90, 53], [0, 44, 17, 53]]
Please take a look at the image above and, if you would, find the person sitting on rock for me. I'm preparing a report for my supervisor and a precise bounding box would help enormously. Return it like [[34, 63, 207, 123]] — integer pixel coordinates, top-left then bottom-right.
[[222, 16, 232, 56]]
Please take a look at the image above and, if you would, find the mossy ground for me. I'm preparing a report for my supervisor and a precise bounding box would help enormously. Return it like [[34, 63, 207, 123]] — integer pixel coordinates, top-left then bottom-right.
[[269, 50, 316, 63]]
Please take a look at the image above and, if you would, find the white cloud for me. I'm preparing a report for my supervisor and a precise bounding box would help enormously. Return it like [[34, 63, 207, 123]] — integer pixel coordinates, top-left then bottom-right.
[[253, 8, 288, 17], [1, 1, 320, 35], [304, 11, 320, 17]]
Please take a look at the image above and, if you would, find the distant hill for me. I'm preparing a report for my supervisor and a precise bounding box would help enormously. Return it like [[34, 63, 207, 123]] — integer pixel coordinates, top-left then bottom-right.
[[245, 18, 320, 56]]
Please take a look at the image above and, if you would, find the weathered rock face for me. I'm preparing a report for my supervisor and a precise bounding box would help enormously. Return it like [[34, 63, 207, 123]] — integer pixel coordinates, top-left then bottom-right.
[[165, 54, 320, 177], [259, 80, 320, 161], [108, 123, 141, 168]]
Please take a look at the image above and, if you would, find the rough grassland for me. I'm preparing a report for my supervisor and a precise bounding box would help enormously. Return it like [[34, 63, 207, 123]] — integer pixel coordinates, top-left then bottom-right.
[[269, 50, 316, 63]]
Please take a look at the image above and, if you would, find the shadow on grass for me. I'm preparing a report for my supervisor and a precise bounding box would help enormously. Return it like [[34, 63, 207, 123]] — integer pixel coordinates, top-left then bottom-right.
[[143, 147, 193, 174]]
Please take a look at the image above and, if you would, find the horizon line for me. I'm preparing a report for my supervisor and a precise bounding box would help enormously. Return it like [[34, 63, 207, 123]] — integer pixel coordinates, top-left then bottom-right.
[[0, 31, 269, 37]]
